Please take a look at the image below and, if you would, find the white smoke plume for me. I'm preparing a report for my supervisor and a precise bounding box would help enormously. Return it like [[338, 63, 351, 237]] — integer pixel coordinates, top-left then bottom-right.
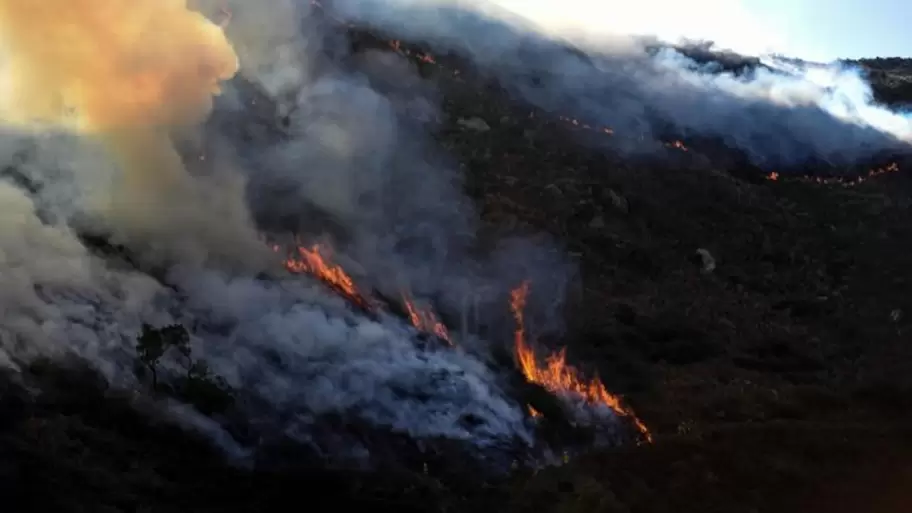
[[325, 0, 912, 168]]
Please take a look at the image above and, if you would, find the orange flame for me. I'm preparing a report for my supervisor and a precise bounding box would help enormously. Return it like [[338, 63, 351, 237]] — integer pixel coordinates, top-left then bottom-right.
[[284, 244, 373, 310], [402, 293, 451, 344], [557, 115, 613, 135], [278, 243, 456, 337], [387, 39, 439, 66], [510, 282, 652, 442], [417, 53, 436, 64], [666, 140, 688, 152], [765, 162, 899, 187]]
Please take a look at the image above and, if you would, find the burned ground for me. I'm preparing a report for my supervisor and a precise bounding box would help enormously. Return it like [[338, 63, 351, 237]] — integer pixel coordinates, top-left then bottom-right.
[[7, 23, 912, 513]]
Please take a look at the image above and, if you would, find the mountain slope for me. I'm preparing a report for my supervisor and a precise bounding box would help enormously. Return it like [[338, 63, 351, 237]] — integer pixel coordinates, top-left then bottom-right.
[[7, 23, 912, 511]]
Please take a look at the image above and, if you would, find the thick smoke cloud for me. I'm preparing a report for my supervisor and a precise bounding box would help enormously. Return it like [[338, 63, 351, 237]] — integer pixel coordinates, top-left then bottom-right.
[[0, 0, 579, 459], [328, 0, 912, 168], [209, 0, 573, 331], [0, 0, 268, 270]]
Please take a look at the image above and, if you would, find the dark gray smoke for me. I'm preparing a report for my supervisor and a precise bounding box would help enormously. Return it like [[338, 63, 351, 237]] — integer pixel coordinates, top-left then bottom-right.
[[327, 0, 912, 168]]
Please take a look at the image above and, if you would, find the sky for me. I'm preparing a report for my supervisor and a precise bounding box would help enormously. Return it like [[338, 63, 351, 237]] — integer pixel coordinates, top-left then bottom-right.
[[488, 0, 911, 62], [740, 0, 911, 61]]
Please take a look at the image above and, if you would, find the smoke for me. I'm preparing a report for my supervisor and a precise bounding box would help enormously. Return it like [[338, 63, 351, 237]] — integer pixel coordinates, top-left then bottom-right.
[[0, 160, 164, 379], [208, 0, 574, 330], [0, 0, 267, 270], [326, 0, 912, 168], [0, 0, 581, 461]]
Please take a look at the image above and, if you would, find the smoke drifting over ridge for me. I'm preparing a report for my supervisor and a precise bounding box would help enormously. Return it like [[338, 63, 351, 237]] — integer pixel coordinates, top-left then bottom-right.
[[0, 0, 578, 460], [329, 0, 912, 168]]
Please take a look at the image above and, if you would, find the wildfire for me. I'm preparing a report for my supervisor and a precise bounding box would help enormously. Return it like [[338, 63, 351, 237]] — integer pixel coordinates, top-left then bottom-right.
[[553, 116, 696, 152], [764, 162, 900, 187], [402, 293, 451, 344], [283, 244, 373, 311], [510, 282, 652, 442], [666, 140, 688, 152], [557, 115, 615, 137], [387, 39, 436, 64], [278, 242, 454, 341]]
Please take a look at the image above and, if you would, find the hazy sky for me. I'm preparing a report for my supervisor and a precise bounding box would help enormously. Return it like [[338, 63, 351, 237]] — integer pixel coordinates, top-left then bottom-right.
[[489, 0, 910, 61], [741, 0, 911, 61]]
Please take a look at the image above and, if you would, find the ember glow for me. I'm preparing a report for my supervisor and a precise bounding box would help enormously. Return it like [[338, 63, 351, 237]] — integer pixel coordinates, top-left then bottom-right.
[[554, 115, 695, 152], [387, 39, 437, 64], [665, 140, 688, 152], [510, 282, 653, 442], [765, 162, 901, 187], [558, 115, 613, 136]]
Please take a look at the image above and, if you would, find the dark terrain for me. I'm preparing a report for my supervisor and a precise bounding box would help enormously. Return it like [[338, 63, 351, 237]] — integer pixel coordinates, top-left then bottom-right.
[[6, 19, 912, 513]]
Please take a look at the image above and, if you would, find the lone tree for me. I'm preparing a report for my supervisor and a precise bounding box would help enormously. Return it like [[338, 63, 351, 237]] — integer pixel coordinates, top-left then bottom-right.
[[134, 323, 235, 414], [136, 323, 190, 392]]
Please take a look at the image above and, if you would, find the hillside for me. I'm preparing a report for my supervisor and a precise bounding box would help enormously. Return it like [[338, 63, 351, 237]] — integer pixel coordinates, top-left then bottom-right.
[[6, 5, 912, 513], [847, 57, 912, 106]]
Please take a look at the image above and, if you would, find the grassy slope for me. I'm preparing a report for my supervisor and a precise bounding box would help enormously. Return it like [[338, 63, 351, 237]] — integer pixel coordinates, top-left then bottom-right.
[[7, 32, 912, 513]]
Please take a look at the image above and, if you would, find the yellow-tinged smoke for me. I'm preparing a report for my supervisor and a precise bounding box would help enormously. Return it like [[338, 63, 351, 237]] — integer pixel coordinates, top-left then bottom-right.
[[0, 0, 238, 130], [0, 0, 264, 270]]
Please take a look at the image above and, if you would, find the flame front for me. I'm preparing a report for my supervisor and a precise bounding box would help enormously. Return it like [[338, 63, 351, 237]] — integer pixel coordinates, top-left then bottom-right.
[[766, 162, 899, 186], [284, 244, 373, 310], [510, 282, 652, 442], [279, 243, 456, 341], [402, 294, 451, 344], [278, 243, 651, 441]]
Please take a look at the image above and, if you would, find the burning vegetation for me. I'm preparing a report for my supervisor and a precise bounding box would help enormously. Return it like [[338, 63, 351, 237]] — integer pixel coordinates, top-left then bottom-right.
[[277, 240, 650, 440], [281, 243, 376, 312], [510, 281, 652, 442], [402, 292, 452, 344], [765, 161, 901, 186]]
